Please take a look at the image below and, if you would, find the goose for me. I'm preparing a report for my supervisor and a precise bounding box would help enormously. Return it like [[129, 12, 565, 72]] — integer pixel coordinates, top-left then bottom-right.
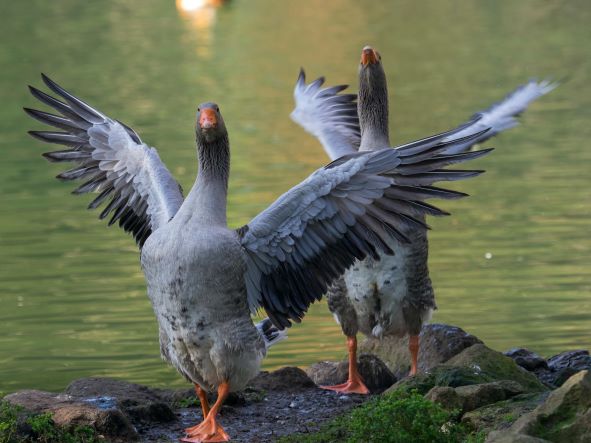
[[291, 46, 556, 394], [26, 73, 492, 441]]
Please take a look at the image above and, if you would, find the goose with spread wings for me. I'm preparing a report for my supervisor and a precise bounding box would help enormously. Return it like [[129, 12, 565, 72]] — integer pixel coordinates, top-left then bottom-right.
[[291, 45, 556, 394], [27, 74, 491, 441]]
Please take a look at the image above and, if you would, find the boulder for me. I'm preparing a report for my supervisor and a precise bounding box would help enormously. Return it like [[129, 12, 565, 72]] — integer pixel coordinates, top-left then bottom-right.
[[360, 323, 482, 375], [462, 392, 549, 436], [543, 350, 591, 387], [389, 344, 546, 395], [427, 380, 525, 414], [547, 350, 591, 372], [306, 354, 396, 393], [487, 370, 591, 443], [4, 389, 139, 440], [66, 377, 176, 423], [504, 349, 591, 388], [249, 366, 316, 392], [424, 386, 463, 411], [446, 344, 546, 393], [504, 348, 549, 371]]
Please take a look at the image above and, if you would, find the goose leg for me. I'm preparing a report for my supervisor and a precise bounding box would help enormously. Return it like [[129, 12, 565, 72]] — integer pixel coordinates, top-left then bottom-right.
[[321, 336, 370, 394], [195, 384, 210, 419], [409, 335, 419, 376], [181, 381, 230, 443]]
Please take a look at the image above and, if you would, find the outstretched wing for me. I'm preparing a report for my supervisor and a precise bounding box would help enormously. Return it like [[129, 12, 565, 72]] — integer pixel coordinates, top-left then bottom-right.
[[25, 74, 184, 247], [290, 69, 360, 160], [238, 125, 493, 328], [292, 71, 556, 159], [440, 79, 558, 154]]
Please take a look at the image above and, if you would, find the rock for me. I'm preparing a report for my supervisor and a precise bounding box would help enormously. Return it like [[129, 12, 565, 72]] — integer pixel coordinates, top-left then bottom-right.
[[306, 354, 396, 393], [487, 370, 591, 442], [360, 323, 482, 375], [446, 344, 546, 393], [544, 350, 591, 387], [4, 389, 139, 440], [424, 386, 463, 411], [426, 380, 526, 413], [462, 392, 549, 436], [66, 377, 176, 423], [456, 381, 524, 412], [547, 350, 591, 372], [516, 350, 591, 388], [249, 367, 316, 392], [504, 348, 549, 371], [389, 344, 546, 395]]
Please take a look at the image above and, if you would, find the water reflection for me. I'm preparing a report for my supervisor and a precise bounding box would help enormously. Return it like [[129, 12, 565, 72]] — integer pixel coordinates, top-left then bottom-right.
[[176, 0, 224, 58]]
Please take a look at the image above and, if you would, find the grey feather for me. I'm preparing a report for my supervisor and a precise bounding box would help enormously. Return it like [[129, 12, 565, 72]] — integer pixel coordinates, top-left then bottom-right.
[[26, 74, 184, 247]]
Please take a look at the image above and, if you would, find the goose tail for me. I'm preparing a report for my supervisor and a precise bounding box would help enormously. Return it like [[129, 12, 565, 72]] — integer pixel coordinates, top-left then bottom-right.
[[256, 318, 288, 350]]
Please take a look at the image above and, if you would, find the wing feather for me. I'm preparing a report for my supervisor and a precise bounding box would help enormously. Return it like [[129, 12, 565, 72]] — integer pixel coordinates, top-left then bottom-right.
[[290, 69, 360, 160], [440, 79, 558, 154], [238, 121, 493, 328], [25, 74, 184, 247]]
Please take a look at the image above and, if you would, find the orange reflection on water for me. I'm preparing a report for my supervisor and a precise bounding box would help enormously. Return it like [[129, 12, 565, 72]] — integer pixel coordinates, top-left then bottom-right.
[[176, 0, 224, 58]]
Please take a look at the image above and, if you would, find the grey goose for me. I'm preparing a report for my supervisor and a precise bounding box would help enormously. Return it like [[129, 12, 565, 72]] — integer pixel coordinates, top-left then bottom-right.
[[291, 45, 556, 394]]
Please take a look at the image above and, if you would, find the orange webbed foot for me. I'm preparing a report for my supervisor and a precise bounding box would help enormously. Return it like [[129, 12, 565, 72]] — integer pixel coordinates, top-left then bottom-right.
[[181, 417, 230, 442], [180, 427, 230, 442], [321, 378, 370, 395]]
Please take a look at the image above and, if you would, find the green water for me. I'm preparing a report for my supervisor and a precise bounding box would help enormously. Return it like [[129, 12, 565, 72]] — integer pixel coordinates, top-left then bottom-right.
[[1, 0, 590, 393]]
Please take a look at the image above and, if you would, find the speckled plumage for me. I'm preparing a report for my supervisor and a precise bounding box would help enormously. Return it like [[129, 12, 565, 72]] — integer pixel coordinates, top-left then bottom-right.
[[142, 221, 265, 392], [331, 228, 435, 341]]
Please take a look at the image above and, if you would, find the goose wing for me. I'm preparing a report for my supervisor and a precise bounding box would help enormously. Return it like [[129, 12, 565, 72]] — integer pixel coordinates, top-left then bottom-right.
[[25, 74, 184, 247], [440, 79, 558, 154], [238, 125, 493, 328], [290, 69, 360, 160]]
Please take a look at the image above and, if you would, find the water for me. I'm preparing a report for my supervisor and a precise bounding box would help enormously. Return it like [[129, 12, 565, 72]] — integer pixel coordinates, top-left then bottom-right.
[[0, 0, 590, 393]]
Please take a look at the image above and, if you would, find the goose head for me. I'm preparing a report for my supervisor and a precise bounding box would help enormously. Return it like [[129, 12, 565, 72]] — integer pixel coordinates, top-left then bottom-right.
[[196, 102, 227, 143], [358, 46, 389, 147], [358, 46, 387, 93]]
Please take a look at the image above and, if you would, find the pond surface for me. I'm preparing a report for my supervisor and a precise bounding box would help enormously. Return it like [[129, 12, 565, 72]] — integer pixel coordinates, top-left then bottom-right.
[[0, 0, 590, 393]]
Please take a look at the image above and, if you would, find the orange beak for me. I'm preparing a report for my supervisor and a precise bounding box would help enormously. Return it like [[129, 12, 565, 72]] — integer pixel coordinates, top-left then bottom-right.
[[199, 108, 217, 129], [361, 46, 379, 65]]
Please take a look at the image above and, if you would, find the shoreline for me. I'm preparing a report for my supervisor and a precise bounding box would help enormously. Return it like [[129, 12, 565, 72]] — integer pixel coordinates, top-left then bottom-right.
[[2, 324, 590, 442]]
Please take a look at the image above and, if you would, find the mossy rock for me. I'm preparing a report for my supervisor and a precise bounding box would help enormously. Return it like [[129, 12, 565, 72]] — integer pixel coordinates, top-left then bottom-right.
[[462, 392, 549, 435], [387, 344, 546, 395], [487, 370, 591, 443], [388, 365, 496, 395]]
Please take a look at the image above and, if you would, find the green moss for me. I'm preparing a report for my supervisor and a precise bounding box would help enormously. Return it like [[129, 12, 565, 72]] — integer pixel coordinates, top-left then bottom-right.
[[446, 345, 546, 393], [392, 365, 496, 395], [461, 392, 548, 436], [392, 345, 546, 396], [0, 401, 100, 443], [501, 413, 516, 423], [278, 390, 482, 443]]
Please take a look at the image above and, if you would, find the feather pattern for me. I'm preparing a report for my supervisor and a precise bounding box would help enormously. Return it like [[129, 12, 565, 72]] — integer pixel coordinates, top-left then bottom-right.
[[440, 79, 558, 154], [290, 69, 361, 160], [25, 74, 184, 247], [293, 72, 556, 161], [238, 123, 492, 328]]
